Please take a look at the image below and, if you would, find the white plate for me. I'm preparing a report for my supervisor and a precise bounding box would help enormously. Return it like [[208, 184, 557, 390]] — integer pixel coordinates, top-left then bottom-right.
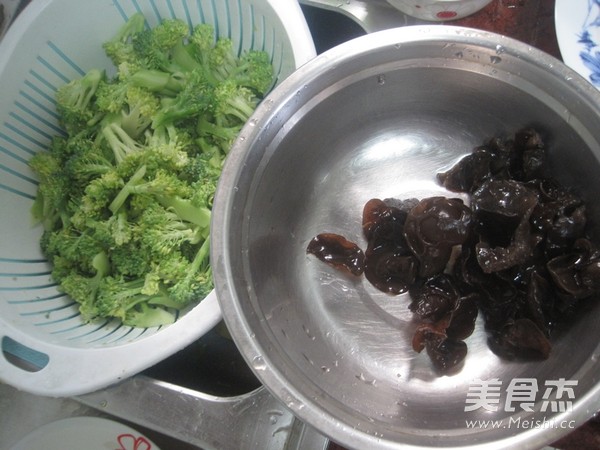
[[10, 417, 160, 450], [555, 0, 600, 88]]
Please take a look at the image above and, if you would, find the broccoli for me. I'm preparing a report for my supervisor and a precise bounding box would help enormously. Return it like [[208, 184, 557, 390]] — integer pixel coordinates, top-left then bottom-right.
[[213, 79, 260, 125], [96, 83, 160, 138], [92, 276, 177, 326], [30, 13, 274, 327], [60, 251, 110, 320], [132, 18, 189, 71], [29, 143, 74, 231], [196, 116, 241, 153], [167, 238, 212, 305], [103, 13, 146, 67], [213, 48, 274, 96], [55, 68, 105, 134], [100, 119, 145, 163], [151, 69, 213, 127], [64, 135, 114, 184], [129, 68, 187, 95]]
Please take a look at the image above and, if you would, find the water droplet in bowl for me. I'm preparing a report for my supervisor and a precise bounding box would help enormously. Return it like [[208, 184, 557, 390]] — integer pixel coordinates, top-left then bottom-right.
[[356, 372, 377, 386], [252, 355, 267, 371], [267, 409, 283, 425], [302, 324, 316, 340]]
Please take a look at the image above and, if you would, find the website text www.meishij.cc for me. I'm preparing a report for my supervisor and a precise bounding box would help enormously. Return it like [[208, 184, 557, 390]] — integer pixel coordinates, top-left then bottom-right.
[[465, 416, 577, 430]]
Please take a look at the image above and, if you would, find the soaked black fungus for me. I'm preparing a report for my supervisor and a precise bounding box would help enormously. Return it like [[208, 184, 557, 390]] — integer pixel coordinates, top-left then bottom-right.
[[361, 198, 418, 294], [306, 127, 600, 374], [306, 233, 365, 276], [404, 197, 473, 278], [488, 318, 552, 360], [425, 336, 468, 374], [409, 274, 460, 322]]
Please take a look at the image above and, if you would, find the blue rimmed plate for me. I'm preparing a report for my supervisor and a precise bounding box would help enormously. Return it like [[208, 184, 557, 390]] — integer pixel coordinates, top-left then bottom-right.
[[556, 0, 600, 88]]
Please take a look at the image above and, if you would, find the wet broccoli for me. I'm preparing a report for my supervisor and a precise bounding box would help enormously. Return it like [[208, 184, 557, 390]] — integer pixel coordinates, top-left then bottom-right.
[[30, 13, 274, 327]]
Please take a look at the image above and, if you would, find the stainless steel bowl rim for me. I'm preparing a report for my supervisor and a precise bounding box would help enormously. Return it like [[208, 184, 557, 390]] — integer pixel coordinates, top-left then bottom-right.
[[212, 25, 600, 450]]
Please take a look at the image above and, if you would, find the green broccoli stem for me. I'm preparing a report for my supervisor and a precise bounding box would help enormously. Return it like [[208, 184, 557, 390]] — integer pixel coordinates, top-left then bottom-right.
[[73, 68, 105, 110], [124, 302, 175, 327], [182, 236, 210, 286], [109, 12, 145, 45], [197, 116, 241, 147], [92, 251, 111, 279], [163, 224, 212, 306], [108, 278, 153, 312], [225, 95, 256, 123], [157, 195, 211, 228], [170, 42, 202, 73], [109, 164, 147, 213], [130, 69, 185, 96], [102, 121, 144, 163]]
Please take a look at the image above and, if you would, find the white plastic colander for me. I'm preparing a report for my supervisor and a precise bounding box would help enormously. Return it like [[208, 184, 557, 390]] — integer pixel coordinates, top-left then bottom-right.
[[0, 0, 315, 397]]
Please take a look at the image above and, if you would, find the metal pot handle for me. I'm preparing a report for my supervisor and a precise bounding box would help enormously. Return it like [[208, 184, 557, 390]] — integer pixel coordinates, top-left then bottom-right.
[[77, 375, 329, 450]]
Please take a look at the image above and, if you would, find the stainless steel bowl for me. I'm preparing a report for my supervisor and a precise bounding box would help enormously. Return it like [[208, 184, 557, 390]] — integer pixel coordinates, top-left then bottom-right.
[[212, 26, 600, 450]]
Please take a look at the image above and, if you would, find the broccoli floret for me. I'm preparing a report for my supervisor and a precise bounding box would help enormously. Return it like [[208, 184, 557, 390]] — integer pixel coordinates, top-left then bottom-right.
[[64, 136, 114, 184], [60, 251, 111, 321], [206, 38, 273, 95], [208, 38, 238, 80], [137, 203, 202, 255], [100, 119, 145, 163], [109, 239, 152, 278], [96, 80, 160, 136], [44, 228, 107, 275], [95, 79, 128, 114], [103, 13, 146, 66], [92, 276, 148, 323], [108, 165, 195, 214], [222, 50, 274, 95], [29, 147, 73, 230], [71, 170, 124, 229], [167, 237, 212, 305], [132, 18, 189, 71], [151, 69, 213, 127], [196, 115, 241, 154], [55, 68, 105, 134], [120, 86, 161, 138], [213, 79, 260, 125], [189, 24, 216, 62]]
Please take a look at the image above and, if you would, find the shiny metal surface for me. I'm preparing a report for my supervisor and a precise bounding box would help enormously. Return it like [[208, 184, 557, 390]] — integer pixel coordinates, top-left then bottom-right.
[[78, 377, 328, 450], [300, 0, 423, 32], [212, 26, 600, 450]]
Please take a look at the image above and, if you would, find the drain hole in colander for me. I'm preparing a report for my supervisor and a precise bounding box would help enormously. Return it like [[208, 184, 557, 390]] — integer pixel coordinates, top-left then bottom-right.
[[1, 336, 49, 372]]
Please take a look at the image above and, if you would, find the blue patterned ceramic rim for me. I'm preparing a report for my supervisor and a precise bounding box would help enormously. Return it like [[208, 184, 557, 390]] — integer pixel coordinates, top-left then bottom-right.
[[578, 0, 600, 86]]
